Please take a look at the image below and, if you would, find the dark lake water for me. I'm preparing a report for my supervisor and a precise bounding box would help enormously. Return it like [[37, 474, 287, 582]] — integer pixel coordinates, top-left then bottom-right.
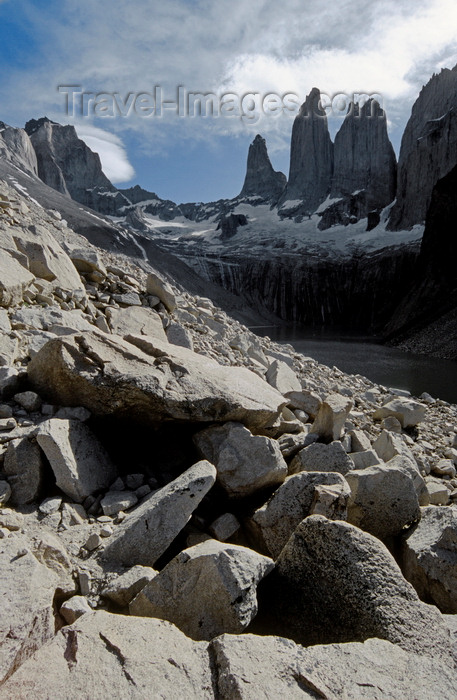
[[251, 327, 457, 405]]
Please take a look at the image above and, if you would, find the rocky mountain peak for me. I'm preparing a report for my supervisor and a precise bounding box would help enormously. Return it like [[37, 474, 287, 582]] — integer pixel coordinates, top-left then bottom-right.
[[24, 116, 60, 136], [328, 98, 396, 212], [388, 63, 457, 230], [239, 134, 286, 202], [278, 88, 333, 217], [25, 117, 129, 215]]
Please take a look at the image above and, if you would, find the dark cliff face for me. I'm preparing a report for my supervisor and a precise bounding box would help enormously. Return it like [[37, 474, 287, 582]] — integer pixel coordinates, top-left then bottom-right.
[[182, 245, 419, 333], [388, 64, 457, 230], [330, 100, 396, 207], [24, 118, 129, 215], [239, 135, 286, 202], [385, 165, 457, 352], [279, 88, 334, 216]]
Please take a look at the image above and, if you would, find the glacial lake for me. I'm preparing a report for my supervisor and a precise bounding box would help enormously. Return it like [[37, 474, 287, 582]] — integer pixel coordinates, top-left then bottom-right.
[[251, 328, 457, 405]]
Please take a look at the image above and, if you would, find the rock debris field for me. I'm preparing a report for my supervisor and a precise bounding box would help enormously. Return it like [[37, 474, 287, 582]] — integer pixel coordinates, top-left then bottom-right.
[[0, 180, 457, 698]]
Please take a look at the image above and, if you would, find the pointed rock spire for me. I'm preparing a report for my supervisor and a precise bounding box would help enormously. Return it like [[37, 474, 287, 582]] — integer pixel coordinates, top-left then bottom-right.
[[330, 99, 397, 208], [239, 134, 286, 202], [279, 88, 334, 215]]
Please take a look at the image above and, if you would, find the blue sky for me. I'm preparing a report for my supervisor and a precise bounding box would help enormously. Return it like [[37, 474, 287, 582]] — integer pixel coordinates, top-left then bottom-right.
[[1, 0, 457, 203]]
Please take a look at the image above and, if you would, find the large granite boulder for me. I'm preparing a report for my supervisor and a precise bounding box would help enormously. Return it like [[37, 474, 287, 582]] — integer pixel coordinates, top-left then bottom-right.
[[210, 634, 457, 700], [269, 515, 453, 664], [194, 422, 287, 497], [102, 461, 216, 567], [0, 611, 212, 699], [36, 418, 116, 503], [246, 471, 350, 558], [402, 505, 457, 613], [0, 535, 58, 684], [27, 331, 286, 430], [345, 463, 421, 539], [130, 540, 273, 640]]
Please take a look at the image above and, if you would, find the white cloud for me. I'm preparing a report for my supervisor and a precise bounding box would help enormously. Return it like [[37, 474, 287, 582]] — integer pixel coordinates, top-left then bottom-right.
[[1, 0, 456, 160], [74, 123, 135, 183]]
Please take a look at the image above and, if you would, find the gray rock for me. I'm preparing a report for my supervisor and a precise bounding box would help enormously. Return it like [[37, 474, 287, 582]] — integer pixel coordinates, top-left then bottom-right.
[[100, 490, 138, 516], [239, 134, 286, 202], [0, 611, 212, 699], [265, 360, 301, 395], [426, 480, 450, 505], [0, 249, 34, 308], [13, 391, 42, 412], [348, 429, 372, 453], [166, 321, 193, 349], [289, 440, 355, 476], [311, 393, 353, 441], [39, 496, 62, 515], [0, 480, 11, 505], [0, 535, 58, 684], [36, 419, 116, 502], [373, 398, 426, 428], [28, 331, 285, 431], [25, 118, 129, 215], [210, 634, 457, 700], [108, 305, 167, 341], [329, 99, 396, 219], [59, 595, 92, 624], [286, 390, 322, 418], [101, 565, 157, 607], [130, 540, 274, 641], [402, 505, 457, 613], [389, 64, 457, 230], [270, 515, 453, 664], [69, 248, 107, 276], [346, 463, 421, 539], [247, 471, 350, 558], [102, 461, 216, 567], [194, 422, 287, 497], [11, 224, 84, 293], [278, 88, 333, 216], [4, 436, 45, 504], [146, 272, 176, 312], [209, 513, 240, 541]]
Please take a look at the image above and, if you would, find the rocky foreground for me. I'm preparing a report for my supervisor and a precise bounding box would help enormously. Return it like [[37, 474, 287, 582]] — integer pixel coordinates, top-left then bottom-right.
[[1, 179, 457, 698]]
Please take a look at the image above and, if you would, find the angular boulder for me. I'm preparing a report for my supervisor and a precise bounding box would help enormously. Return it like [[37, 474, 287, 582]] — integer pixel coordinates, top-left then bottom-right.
[[289, 440, 354, 476], [265, 360, 301, 395], [0, 250, 34, 308], [210, 634, 457, 700], [4, 436, 45, 504], [194, 422, 287, 497], [130, 540, 274, 641], [373, 398, 426, 428], [108, 306, 167, 341], [270, 515, 453, 664], [146, 272, 176, 312], [345, 463, 421, 539], [36, 418, 116, 503], [0, 535, 58, 684], [0, 611, 212, 699], [402, 505, 457, 613], [27, 331, 285, 431], [102, 461, 216, 567], [311, 393, 353, 441], [247, 471, 350, 558]]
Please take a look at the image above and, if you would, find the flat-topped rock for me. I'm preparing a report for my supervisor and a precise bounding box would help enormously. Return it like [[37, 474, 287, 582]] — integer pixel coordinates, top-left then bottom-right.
[[28, 331, 286, 430]]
